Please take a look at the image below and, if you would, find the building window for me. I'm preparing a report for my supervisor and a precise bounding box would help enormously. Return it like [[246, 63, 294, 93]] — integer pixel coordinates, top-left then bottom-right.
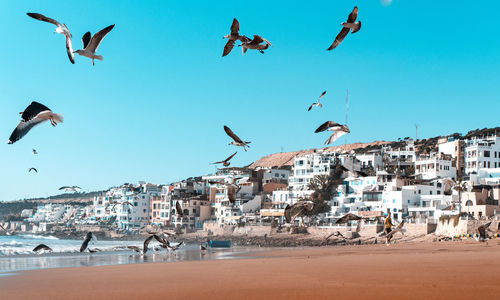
[[484, 151, 490, 157]]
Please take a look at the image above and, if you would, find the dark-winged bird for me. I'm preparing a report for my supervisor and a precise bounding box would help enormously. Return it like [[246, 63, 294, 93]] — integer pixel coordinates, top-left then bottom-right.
[[222, 18, 243, 57], [74, 24, 114, 66], [59, 186, 81, 192], [284, 201, 314, 223], [224, 126, 251, 151], [29, 167, 38, 173], [315, 121, 350, 145], [327, 6, 361, 50], [27, 13, 75, 64], [239, 35, 272, 54], [476, 222, 492, 242], [308, 91, 327, 111], [80, 232, 94, 252], [212, 152, 237, 167], [33, 244, 52, 253], [8, 101, 63, 144], [175, 201, 184, 217]]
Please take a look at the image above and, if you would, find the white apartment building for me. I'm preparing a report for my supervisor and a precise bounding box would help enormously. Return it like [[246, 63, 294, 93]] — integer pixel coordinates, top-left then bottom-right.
[[415, 156, 457, 180], [382, 140, 416, 162], [355, 151, 383, 171], [465, 137, 500, 175]]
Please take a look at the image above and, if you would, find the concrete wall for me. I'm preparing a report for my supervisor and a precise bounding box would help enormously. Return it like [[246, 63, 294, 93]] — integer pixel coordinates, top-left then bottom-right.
[[436, 219, 500, 236]]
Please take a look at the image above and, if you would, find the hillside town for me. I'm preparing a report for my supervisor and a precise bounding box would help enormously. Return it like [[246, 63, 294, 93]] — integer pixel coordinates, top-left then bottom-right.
[[3, 130, 500, 236]]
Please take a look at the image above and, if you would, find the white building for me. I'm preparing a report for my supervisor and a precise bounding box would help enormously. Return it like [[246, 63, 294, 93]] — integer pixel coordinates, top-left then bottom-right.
[[415, 155, 456, 180], [465, 136, 500, 175]]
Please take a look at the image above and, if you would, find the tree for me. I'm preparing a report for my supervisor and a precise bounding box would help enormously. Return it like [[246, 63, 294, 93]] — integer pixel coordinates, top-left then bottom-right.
[[452, 180, 467, 214], [306, 165, 344, 216]]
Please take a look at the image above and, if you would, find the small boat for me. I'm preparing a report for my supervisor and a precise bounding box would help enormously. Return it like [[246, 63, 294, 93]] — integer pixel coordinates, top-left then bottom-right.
[[208, 240, 231, 248]]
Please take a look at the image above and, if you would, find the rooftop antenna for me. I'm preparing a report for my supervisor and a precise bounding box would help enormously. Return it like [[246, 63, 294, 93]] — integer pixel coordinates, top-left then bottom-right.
[[345, 89, 349, 145], [415, 124, 418, 141]]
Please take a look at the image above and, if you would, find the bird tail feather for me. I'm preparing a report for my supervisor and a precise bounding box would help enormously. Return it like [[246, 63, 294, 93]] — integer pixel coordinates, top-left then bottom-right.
[[52, 113, 64, 124], [94, 55, 103, 61]]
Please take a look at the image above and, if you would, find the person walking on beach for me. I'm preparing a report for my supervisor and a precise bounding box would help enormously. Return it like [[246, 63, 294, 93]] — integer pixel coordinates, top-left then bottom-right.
[[384, 213, 393, 245]]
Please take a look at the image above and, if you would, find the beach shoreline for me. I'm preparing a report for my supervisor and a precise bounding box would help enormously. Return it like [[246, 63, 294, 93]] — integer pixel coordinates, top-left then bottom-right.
[[1, 240, 499, 300]]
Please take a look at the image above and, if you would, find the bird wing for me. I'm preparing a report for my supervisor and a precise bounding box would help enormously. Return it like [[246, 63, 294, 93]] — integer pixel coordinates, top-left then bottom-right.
[[347, 6, 359, 23], [239, 35, 250, 43], [21, 101, 52, 122], [307, 103, 315, 111], [73, 186, 82, 189], [87, 24, 114, 52], [176, 201, 183, 216], [59, 186, 71, 190], [26, 13, 60, 26], [143, 235, 155, 253], [222, 39, 235, 57], [224, 126, 244, 143], [80, 234, 92, 252], [8, 118, 48, 144], [251, 35, 264, 45], [33, 244, 51, 252], [327, 27, 349, 50], [324, 130, 347, 145], [81, 32, 91, 49], [64, 33, 75, 64], [127, 246, 141, 252], [224, 152, 238, 162], [284, 205, 292, 223], [315, 121, 341, 133], [261, 36, 272, 46], [227, 185, 236, 203], [319, 90, 327, 99], [230, 18, 239, 34]]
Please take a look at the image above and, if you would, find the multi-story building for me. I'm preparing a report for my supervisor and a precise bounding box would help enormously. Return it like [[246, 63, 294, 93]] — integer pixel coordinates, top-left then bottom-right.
[[464, 137, 500, 176], [415, 154, 457, 180], [438, 137, 465, 178]]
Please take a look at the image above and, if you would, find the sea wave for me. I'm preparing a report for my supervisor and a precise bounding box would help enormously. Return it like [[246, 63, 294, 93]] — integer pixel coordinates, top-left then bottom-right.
[[0, 241, 24, 247], [18, 234, 59, 240]]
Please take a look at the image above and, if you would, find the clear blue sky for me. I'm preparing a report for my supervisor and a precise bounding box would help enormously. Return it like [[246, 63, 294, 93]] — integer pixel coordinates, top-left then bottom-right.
[[1, 0, 499, 201]]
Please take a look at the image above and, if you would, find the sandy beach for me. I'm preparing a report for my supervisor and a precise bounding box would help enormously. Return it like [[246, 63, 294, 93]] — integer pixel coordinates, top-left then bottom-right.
[[1, 240, 499, 300]]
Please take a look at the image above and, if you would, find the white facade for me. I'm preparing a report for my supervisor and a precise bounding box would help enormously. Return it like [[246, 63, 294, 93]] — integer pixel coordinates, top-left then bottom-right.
[[465, 137, 500, 175], [415, 157, 456, 180]]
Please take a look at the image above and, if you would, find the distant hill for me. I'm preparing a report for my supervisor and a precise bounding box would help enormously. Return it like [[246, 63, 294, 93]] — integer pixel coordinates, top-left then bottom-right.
[[22, 191, 105, 205]]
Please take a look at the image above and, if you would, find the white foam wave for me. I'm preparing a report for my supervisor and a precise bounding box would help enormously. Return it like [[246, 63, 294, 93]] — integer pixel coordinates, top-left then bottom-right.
[[18, 234, 59, 240]]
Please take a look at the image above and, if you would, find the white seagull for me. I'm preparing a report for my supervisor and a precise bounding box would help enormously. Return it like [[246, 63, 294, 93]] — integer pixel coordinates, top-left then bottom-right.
[[327, 6, 361, 50], [314, 121, 350, 145], [8, 101, 63, 144], [308, 91, 327, 111], [74, 24, 115, 66], [224, 126, 251, 151], [239, 35, 272, 54], [59, 186, 81, 192], [27, 12, 75, 64]]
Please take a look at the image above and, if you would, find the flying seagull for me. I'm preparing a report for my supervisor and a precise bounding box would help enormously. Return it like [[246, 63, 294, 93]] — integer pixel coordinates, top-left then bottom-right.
[[208, 177, 241, 203], [222, 18, 243, 57], [111, 201, 134, 211], [26, 13, 75, 64], [166, 241, 184, 252], [284, 201, 314, 223], [0, 224, 13, 236], [74, 24, 115, 66], [33, 244, 53, 253], [308, 91, 327, 111], [475, 222, 492, 242], [224, 126, 251, 151], [8, 101, 63, 144], [175, 201, 184, 217], [239, 35, 272, 54], [335, 213, 364, 224], [327, 6, 361, 50], [80, 232, 94, 252], [32, 149, 38, 155], [59, 186, 81, 192], [28, 167, 38, 173], [212, 152, 237, 167], [315, 121, 350, 145]]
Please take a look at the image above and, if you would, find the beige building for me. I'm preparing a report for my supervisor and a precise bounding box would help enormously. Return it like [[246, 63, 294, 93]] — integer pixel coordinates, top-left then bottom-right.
[[460, 185, 500, 218]]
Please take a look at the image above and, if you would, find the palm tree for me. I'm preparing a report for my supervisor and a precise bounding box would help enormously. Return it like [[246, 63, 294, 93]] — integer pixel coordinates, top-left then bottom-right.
[[452, 179, 467, 215], [306, 165, 344, 216]]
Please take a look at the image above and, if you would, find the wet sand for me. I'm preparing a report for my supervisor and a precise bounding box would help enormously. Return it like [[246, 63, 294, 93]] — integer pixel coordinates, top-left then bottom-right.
[[1, 240, 499, 300]]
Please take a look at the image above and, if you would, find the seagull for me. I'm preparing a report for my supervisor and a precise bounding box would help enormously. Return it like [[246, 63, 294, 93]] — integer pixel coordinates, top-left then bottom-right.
[[80, 232, 94, 252], [28, 167, 38, 173], [335, 213, 364, 224], [175, 201, 184, 217], [32, 149, 38, 155], [126, 245, 141, 253], [208, 177, 241, 203], [327, 6, 361, 50], [315, 121, 350, 145], [222, 18, 243, 57], [88, 248, 102, 253], [59, 186, 81, 192], [224, 126, 251, 151], [33, 244, 53, 253], [239, 35, 272, 54], [212, 152, 237, 167], [166, 241, 184, 252], [284, 201, 314, 223], [308, 91, 327, 111], [26, 13, 75, 64], [475, 222, 492, 242], [143, 235, 156, 254], [74, 24, 115, 66], [8, 101, 63, 144], [0, 224, 13, 236], [200, 243, 207, 254], [111, 201, 134, 211]]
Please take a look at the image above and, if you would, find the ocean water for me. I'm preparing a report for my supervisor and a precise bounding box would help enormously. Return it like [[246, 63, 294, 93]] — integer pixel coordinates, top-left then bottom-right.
[[0, 235, 255, 274]]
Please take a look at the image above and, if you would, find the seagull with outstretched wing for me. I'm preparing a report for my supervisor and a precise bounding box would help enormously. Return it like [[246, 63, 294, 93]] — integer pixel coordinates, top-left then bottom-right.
[[175, 201, 184, 217], [212, 152, 237, 167], [315, 121, 350, 145], [74, 24, 115, 66], [327, 6, 361, 50], [240, 35, 272, 54], [59, 186, 81, 192], [222, 18, 242, 57], [224, 126, 251, 151], [308, 91, 327, 111], [8, 101, 63, 144], [33, 244, 53, 253], [28, 167, 38, 173], [27, 12, 75, 64], [475, 222, 492, 242], [284, 201, 314, 223]]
